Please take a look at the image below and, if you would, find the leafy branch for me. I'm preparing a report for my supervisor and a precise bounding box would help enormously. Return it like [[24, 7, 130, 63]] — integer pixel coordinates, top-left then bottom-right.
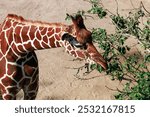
[[65, 0, 150, 100]]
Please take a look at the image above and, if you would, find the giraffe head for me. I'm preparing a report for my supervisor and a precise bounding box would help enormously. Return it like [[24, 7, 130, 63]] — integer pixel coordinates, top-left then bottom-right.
[[62, 14, 108, 70], [68, 14, 92, 45]]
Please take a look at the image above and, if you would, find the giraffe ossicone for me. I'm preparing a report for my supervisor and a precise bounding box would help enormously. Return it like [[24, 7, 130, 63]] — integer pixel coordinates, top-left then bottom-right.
[[0, 14, 107, 100]]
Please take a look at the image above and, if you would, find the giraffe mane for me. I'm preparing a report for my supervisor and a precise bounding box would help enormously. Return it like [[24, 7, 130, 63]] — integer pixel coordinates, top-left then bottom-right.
[[6, 14, 68, 27]]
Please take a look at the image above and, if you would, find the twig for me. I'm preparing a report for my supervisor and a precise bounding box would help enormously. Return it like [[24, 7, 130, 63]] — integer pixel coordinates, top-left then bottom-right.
[[108, 40, 143, 72], [105, 85, 118, 91], [123, 74, 137, 82], [105, 85, 125, 93], [65, 63, 90, 76], [140, 1, 150, 16], [84, 14, 94, 20], [75, 74, 104, 80], [114, 0, 119, 15]]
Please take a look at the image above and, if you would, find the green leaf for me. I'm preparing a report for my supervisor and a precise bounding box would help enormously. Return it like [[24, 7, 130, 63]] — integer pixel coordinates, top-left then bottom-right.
[[88, 3, 107, 19], [117, 46, 126, 55], [144, 54, 150, 62], [90, 64, 97, 70], [97, 65, 103, 73]]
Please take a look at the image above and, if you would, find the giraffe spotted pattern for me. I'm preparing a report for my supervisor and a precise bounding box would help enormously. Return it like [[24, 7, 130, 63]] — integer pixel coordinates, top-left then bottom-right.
[[0, 14, 107, 100]]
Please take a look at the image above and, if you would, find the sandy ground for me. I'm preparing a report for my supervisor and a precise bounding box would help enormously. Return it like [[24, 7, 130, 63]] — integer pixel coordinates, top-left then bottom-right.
[[0, 0, 149, 100]]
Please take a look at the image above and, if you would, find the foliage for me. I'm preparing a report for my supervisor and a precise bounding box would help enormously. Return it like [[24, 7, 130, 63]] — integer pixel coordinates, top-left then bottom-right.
[[85, 0, 150, 99], [110, 9, 150, 50], [92, 5, 150, 100], [88, 0, 107, 18]]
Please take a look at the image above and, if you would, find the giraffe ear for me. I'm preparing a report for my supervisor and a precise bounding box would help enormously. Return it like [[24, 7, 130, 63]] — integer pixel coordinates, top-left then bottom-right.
[[73, 14, 84, 25], [67, 14, 85, 28]]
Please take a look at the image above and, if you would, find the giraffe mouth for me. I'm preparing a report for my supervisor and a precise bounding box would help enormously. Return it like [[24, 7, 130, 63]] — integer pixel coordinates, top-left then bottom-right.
[[62, 33, 87, 49]]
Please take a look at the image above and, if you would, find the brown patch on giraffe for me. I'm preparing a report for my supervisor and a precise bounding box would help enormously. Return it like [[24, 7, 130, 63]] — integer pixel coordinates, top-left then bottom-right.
[[4, 95, 13, 100], [7, 64, 16, 76], [67, 45, 72, 50], [43, 36, 48, 43], [41, 42, 50, 48], [0, 58, 6, 78], [24, 41, 34, 51], [36, 31, 42, 40], [18, 45, 25, 52], [1, 76, 17, 87], [71, 51, 77, 57], [22, 26, 30, 42], [0, 31, 5, 39], [48, 27, 53, 32], [6, 28, 13, 42], [15, 26, 22, 35], [47, 29, 54, 37], [55, 34, 60, 40], [12, 21, 18, 27], [55, 41, 61, 47], [49, 36, 55, 47], [14, 27, 22, 43], [41, 27, 47, 35], [3, 19, 11, 30], [33, 39, 42, 49], [6, 48, 18, 61], [24, 64, 35, 76], [1, 32, 8, 54], [29, 26, 37, 40], [56, 28, 61, 33], [0, 84, 6, 94]]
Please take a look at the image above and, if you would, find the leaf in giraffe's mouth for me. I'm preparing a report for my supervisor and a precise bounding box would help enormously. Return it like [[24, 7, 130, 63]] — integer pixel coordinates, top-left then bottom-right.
[[62, 33, 87, 49]]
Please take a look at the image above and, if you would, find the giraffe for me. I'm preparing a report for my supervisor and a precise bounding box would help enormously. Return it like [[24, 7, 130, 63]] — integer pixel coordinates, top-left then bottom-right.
[[0, 14, 107, 100]]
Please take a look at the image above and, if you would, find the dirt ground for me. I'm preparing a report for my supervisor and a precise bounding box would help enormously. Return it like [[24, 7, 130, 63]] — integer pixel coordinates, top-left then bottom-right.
[[0, 0, 149, 100]]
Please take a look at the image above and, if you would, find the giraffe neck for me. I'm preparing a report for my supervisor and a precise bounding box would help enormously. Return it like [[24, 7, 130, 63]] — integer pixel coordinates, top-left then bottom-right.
[[0, 14, 74, 56], [0, 14, 97, 64]]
